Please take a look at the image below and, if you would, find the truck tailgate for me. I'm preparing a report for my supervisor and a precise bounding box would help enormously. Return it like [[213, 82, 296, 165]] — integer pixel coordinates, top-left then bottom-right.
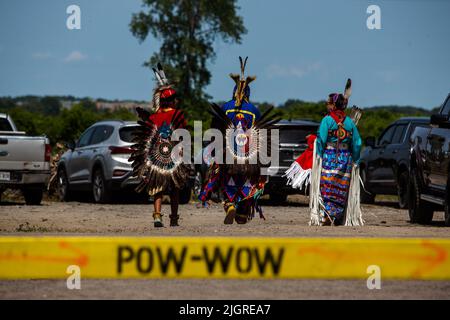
[[0, 136, 49, 171]]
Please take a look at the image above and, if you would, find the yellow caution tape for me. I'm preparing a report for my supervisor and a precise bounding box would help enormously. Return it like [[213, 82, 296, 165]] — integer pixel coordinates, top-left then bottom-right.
[[0, 237, 449, 279]]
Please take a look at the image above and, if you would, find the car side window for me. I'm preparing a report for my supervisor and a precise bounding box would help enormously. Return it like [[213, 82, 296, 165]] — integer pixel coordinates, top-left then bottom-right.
[[378, 125, 395, 146], [77, 127, 95, 148], [0, 118, 13, 131], [90, 125, 114, 145], [391, 124, 407, 144], [441, 97, 450, 115]]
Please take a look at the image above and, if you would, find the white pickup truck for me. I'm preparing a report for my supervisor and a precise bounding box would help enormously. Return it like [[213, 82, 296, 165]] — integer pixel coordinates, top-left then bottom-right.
[[0, 113, 51, 204]]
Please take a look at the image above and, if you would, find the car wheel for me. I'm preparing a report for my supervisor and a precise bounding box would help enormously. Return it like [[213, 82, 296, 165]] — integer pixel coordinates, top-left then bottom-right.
[[179, 185, 192, 205], [397, 170, 409, 209], [57, 168, 72, 202], [23, 187, 43, 205], [270, 192, 287, 205], [408, 167, 433, 224], [92, 168, 112, 204], [360, 169, 375, 204]]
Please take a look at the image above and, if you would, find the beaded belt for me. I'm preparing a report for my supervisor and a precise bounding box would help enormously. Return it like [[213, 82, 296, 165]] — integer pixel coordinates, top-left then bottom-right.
[[326, 142, 349, 150]]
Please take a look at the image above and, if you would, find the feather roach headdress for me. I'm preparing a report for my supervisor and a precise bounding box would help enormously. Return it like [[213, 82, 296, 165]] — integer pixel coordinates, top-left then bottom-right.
[[229, 56, 256, 107], [151, 63, 176, 112]]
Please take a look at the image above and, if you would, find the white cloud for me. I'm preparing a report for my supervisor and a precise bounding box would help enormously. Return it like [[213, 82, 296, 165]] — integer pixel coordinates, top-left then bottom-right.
[[266, 62, 322, 79], [32, 52, 52, 60], [64, 50, 87, 63]]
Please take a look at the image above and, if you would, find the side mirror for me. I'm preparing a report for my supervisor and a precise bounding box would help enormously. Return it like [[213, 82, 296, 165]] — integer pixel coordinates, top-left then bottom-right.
[[365, 136, 376, 148], [430, 113, 449, 127]]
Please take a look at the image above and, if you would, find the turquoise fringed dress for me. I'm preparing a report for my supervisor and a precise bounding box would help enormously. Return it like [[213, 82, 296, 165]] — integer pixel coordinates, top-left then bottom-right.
[[316, 115, 362, 222]]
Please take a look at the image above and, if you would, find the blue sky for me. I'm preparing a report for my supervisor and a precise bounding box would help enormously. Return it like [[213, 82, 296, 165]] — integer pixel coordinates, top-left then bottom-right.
[[0, 0, 449, 109]]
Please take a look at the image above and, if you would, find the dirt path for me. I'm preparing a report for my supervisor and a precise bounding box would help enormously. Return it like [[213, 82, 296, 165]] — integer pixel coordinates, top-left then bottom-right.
[[0, 196, 447, 237]]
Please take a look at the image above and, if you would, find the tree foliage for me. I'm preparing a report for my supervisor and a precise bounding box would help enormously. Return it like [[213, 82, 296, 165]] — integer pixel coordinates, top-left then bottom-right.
[[0, 95, 435, 149], [274, 99, 433, 141], [130, 0, 247, 120], [0, 97, 137, 148]]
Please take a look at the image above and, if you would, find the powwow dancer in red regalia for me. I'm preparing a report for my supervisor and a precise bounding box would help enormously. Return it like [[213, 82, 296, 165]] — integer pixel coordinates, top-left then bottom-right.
[[129, 63, 189, 228]]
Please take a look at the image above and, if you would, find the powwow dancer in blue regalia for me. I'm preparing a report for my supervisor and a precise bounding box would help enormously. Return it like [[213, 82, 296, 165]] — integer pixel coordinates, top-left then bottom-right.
[[309, 79, 364, 226], [199, 57, 279, 225]]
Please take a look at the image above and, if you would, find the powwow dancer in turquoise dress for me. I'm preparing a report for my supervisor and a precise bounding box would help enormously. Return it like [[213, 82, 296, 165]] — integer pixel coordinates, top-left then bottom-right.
[[309, 79, 364, 226]]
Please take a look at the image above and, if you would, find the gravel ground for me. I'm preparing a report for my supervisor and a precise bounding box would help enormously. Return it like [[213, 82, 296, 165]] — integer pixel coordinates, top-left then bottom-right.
[[0, 195, 449, 299], [0, 279, 449, 300], [0, 195, 448, 237]]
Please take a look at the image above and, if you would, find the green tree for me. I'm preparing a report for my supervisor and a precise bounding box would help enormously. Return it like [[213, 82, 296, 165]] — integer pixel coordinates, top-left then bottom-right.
[[58, 104, 100, 143], [6, 108, 39, 135], [79, 98, 97, 112], [130, 0, 247, 120], [40, 96, 62, 116]]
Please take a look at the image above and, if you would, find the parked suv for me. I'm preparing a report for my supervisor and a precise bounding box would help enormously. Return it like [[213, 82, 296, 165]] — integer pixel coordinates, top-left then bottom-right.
[[359, 117, 429, 208], [409, 94, 450, 226], [264, 119, 320, 203], [57, 120, 193, 204]]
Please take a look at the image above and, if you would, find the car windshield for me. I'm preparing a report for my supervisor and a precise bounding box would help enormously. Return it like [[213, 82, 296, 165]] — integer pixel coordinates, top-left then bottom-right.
[[277, 127, 317, 144], [119, 126, 139, 143]]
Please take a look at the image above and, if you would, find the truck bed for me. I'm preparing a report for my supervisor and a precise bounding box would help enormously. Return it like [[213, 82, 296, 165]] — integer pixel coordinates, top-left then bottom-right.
[[0, 135, 50, 172]]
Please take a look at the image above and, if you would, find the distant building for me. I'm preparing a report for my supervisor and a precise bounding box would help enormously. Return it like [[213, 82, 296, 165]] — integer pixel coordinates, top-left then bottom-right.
[[95, 100, 152, 111], [61, 100, 80, 109], [59, 99, 152, 111]]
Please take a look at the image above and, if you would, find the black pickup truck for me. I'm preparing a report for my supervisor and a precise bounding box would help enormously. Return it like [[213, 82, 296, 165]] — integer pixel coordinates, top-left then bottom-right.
[[360, 117, 429, 208], [409, 94, 450, 226], [264, 119, 319, 203]]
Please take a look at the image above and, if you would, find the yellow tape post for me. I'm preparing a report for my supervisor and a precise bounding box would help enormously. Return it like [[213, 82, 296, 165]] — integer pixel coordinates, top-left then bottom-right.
[[0, 237, 449, 280]]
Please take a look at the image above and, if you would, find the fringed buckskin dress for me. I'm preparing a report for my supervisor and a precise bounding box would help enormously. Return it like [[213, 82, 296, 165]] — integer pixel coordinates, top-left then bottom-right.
[[316, 110, 362, 223]]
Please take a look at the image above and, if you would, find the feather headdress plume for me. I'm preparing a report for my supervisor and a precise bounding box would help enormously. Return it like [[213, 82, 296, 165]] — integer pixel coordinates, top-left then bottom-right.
[[344, 78, 352, 101], [151, 63, 174, 112], [229, 56, 256, 107], [329, 78, 352, 110], [152, 62, 169, 86]]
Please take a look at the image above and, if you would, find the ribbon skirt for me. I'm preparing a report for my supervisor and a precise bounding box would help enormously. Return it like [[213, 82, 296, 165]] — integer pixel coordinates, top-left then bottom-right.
[[320, 147, 352, 221]]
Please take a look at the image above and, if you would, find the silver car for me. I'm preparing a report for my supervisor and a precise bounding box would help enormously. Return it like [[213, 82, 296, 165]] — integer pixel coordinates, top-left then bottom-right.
[[57, 120, 193, 204], [57, 120, 140, 203]]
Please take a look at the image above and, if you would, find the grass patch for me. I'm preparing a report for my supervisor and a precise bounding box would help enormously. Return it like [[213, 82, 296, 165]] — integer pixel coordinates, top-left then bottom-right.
[[15, 222, 51, 232]]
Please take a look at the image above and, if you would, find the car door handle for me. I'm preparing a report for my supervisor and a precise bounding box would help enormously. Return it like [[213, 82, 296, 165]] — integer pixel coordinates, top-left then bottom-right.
[[0, 138, 8, 144], [392, 149, 398, 154], [93, 149, 97, 153], [77, 150, 83, 154]]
